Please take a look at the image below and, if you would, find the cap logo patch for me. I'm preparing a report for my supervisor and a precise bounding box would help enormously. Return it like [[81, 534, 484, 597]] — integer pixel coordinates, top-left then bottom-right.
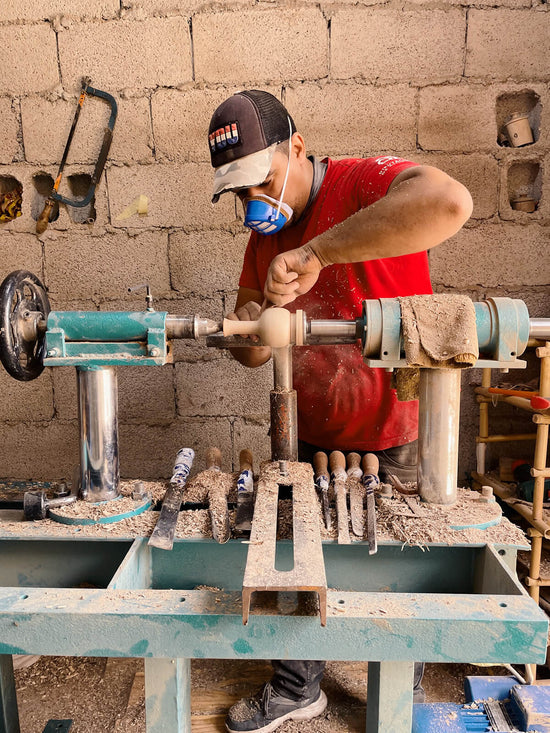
[[210, 122, 239, 152]]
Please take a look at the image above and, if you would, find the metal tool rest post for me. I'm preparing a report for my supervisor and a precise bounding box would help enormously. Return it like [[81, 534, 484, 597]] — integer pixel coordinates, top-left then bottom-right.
[[0, 271, 548, 733]]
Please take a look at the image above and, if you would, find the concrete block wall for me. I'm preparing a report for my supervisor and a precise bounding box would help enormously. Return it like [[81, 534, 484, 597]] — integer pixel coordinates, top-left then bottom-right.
[[0, 0, 548, 480]]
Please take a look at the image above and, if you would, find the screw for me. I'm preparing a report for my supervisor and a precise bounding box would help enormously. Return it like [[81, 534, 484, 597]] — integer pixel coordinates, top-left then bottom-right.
[[149, 347, 160, 357], [479, 485, 495, 503], [132, 480, 147, 500], [47, 349, 58, 357]]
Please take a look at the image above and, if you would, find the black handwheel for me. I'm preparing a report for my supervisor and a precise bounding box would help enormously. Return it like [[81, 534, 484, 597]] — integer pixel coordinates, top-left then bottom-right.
[[0, 270, 50, 381]]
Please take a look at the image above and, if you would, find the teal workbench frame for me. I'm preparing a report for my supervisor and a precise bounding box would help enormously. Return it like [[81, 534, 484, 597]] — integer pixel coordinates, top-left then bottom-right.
[[0, 537, 547, 733]]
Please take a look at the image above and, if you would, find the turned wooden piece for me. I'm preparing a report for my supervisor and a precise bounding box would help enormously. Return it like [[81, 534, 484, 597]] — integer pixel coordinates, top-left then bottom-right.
[[223, 308, 303, 348]]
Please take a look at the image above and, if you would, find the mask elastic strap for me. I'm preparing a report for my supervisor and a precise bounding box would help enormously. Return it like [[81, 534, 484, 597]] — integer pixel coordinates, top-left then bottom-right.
[[273, 117, 293, 220]]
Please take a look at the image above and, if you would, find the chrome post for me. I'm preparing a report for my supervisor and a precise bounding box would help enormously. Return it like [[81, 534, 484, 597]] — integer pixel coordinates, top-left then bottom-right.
[[418, 369, 462, 505], [77, 366, 120, 502]]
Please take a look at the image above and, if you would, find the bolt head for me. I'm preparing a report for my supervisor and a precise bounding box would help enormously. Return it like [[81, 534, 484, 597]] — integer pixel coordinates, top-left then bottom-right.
[[47, 349, 58, 357], [149, 347, 160, 357]]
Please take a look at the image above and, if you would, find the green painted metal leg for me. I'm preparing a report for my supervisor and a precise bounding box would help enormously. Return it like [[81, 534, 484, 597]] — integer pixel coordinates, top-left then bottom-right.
[[366, 661, 414, 733], [145, 658, 191, 733], [0, 656, 19, 733]]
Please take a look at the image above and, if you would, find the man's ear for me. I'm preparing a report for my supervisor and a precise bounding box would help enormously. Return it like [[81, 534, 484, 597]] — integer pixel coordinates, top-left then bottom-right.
[[291, 132, 307, 161]]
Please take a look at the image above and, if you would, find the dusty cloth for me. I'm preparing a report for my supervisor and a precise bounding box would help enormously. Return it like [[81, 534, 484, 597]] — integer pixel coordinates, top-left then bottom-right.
[[399, 294, 479, 369]]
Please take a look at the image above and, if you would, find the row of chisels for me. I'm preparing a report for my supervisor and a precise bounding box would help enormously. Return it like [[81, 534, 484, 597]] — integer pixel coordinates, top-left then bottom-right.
[[313, 450, 379, 554], [148, 446, 380, 553]]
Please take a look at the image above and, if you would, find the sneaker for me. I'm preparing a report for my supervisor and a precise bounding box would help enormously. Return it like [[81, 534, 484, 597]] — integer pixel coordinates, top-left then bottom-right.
[[226, 682, 328, 733]]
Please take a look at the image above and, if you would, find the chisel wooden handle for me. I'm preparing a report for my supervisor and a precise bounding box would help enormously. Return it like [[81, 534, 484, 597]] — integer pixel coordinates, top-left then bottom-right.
[[205, 446, 222, 471], [36, 198, 55, 234], [329, 450, 346, 479], [362, 453, 379, 477], [346, 452, 362, 479], [313, 451, 328, 480], [239, 449, 253, 473]]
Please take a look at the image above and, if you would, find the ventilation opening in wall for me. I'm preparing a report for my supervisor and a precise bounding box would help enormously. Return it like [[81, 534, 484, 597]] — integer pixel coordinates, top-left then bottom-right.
[[66, 174, 96, 224], [507, 161, 542, 213], [0, 176, 23, 223], [32, 174, 59, 223], [496, 91, 540, 148]]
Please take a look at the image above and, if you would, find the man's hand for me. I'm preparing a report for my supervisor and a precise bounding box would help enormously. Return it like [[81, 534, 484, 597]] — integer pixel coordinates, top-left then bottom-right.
[[226, 299, 272, 368], [264, 245, 324, 306], [226, 300, 262, 342]]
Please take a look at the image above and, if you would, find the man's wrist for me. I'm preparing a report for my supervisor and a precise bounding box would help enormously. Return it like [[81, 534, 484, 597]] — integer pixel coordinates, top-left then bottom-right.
[[302, 243, 329, 270]]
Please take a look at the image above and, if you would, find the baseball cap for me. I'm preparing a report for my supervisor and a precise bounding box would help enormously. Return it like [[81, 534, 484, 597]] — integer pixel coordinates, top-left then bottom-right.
[[209, 90, 296, 202]]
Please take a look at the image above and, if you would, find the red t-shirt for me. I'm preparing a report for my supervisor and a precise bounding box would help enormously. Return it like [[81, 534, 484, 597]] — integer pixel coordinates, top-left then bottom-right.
[[238, 156, 433, 451]]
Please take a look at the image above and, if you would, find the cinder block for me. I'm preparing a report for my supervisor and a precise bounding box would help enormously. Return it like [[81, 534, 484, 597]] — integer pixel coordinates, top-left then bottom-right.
[[0, 420, 79, 480], [3, 0, 118, 22], [58, 17, 192, 92], [418, 85, 496, 151], [285, 83, 417, 156], [407, 0, 529, 6], [331, 8, 465, 83], [0, 234, 43, 281], [430, 222, 549, 289], [0, 25, 59, 95], [52, 364, 176, 422], [232, 418, 271, 472], [119, 418, 232, 479], [466, 10, 550, 81], [0, 100, 20, 164], [193, 8, 328, 83], [153, 87, 239, 163], [0, 369, 54, 422], [22, 96, 153, 165], [44, 230, 170, 299], [169, 230, 248, 295], [107, 163, 235, 229], [176, 357, 271, 419], [411, 153, 498, 220]]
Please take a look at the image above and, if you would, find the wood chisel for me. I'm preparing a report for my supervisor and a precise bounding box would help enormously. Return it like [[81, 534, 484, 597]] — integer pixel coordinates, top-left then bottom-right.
[[206, 447, 230, 544], [329, 451, 350, 544], [313, 451, 331, 531], [149, 447, 194, 550], [235, 449, 255, 533], [362, 453, 379, 555], [347, 452, 365, 538]]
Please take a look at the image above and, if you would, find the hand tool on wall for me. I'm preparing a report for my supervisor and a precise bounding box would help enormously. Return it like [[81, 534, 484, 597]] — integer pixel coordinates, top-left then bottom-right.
[[362, 453, 379, 555], [347, 452, 365, 538], [313, 451, 331, 531], [206, 447, 230, 544], [329, 451, 350, 544], [235, 449, 254, 533], [36, 77, 118, 234], [149, 447, 194, 550]]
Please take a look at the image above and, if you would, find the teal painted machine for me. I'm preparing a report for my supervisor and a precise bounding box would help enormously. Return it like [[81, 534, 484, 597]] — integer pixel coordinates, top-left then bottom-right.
[[0, 270, 548, 733]]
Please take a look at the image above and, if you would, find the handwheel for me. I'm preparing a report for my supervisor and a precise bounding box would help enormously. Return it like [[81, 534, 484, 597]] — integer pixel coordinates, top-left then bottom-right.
[[0, 270, 50, 381]]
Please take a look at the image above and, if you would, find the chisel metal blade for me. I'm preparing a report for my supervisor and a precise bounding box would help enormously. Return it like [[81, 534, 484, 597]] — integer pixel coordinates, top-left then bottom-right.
[[313, 451, 331, 531], [362, 453, 379, 555], [149, 447, 194, 550], [347, 452, 364, 537]]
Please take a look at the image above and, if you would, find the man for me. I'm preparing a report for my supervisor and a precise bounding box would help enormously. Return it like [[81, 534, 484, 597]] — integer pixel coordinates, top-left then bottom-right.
[[209, 90, 473, 733]]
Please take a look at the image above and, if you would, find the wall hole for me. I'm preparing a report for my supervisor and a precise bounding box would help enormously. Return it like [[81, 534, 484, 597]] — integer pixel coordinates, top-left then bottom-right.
[[32, 173, 59, 223], [507, 160, 542, 213], [0, 176, 23, 223], [496, 91, 540, 148], [66, 174, 96, 224]]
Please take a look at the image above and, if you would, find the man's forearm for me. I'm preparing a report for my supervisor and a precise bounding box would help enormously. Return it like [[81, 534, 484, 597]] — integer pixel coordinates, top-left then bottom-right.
[[309, 167, 473, 267]]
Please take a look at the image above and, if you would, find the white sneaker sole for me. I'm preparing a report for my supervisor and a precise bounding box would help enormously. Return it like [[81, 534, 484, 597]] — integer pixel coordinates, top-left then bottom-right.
[[226, 689, 328, 733]]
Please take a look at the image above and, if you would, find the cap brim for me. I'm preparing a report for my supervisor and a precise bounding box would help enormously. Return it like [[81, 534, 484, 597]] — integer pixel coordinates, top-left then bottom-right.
[[212, 144, 277, 203]]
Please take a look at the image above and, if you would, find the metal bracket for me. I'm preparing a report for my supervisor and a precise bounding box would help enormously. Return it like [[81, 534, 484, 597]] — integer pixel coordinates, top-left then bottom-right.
[[242, 462, 327, 626]]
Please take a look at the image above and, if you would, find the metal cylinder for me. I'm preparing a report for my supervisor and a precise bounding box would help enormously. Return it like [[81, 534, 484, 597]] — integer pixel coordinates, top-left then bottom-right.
[[418, 369, 462, 505], [529, 318, 550, 341], [271, 346, 298, 461], [77, 366, 120, 502], [307, 319, 358, 344]]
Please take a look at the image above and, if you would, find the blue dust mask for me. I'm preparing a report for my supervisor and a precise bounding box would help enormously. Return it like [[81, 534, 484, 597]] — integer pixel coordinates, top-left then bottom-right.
[[243, 117, 293, 235]]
